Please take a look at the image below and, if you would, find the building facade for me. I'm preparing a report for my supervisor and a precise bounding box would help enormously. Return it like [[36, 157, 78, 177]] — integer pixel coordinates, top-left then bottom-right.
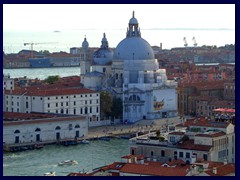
[[3, 112, 88, 145], [4, 88, 101, 127]]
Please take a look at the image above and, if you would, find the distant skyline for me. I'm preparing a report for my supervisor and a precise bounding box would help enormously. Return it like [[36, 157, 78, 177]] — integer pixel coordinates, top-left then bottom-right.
[[3, 4, 235, 32]]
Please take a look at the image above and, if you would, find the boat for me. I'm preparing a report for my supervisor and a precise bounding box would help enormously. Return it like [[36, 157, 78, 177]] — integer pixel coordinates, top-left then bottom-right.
[[44, 171, 56, 176], [58, 160, 78, 166], [80, 139, 90, 144], [99, 137, 111, 141]]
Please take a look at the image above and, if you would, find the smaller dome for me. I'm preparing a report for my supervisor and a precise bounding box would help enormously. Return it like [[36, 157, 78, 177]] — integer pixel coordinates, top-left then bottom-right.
[[82, 37, 89, 49], [129, 11, 138, 25]]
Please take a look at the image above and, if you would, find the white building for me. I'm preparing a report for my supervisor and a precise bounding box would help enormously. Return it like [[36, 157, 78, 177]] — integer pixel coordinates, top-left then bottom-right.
[[81, 33, 113, 91], [112, 11, 177, 123], [4, 88, 101, 127], [3, 74, 14, 90], [3, 112, 88, 146], [129, 118, 235, 163]]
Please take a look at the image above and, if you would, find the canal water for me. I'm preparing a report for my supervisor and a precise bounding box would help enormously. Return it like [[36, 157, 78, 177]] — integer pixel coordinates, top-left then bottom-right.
[[3, 138, 129, 176], [3, 67, 81, 80]]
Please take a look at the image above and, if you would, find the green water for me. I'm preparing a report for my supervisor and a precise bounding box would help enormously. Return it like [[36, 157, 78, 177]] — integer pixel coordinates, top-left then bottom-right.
[[3, 138, 129, 176]]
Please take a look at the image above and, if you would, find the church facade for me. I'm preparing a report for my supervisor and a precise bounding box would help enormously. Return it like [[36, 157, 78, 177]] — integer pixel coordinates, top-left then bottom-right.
[[80, 12, 178, 123]]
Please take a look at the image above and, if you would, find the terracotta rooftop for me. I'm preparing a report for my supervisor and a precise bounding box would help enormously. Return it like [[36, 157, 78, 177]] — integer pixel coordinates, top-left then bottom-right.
[[5, 87, 95, 96], [205, 163, 235, 176], [177, 139, 212, 151], [176, 118, 230, 128], [195, 131, 226, 138], [120, 162, 190, 176], [169, 132, 185, 135]]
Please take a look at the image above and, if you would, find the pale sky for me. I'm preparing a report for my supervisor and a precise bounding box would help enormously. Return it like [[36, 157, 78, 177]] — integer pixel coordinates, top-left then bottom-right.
[[3, 4, 235, 32]]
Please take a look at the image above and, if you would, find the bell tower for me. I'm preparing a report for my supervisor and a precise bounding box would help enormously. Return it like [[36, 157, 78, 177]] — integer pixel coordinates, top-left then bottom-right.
[[80, 36, 91, 75]]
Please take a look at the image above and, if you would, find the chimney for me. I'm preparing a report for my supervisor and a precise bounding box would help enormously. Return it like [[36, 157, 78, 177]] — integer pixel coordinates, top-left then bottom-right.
[[224, 159, 228, 165], [212, 167, 217, 174]]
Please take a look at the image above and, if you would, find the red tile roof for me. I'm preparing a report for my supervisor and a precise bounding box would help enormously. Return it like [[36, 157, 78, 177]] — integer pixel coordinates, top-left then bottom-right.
[[195, 131, 226, 138], [205, 164, 235, 176], [176, 118, 230, 128], [177, 139, 212, 151], [3, 112, 86, 125], [169, 132, 185, 135], [120, 163, 190, 176], [5, 87, 95, 96]]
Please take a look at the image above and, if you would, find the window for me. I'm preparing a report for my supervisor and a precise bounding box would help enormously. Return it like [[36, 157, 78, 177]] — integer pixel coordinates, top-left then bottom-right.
[[66, 96, 68, 99], [85, 107, 88, 114], [56, 110, 58, 113], [56, 103, 58, 107], [56, 97, 58, 99], [69, 124, 73, 130], [179, 152, 183, 158], [80, 108, 83, 114], [74, 109, 76, 115], [61, 102, 63, 106], [66, 109, 68, 114], [17, 108, 19, 112], [75, 124, 80, 128], [96, 99, 98, 103], [90, 107, 92, 113], [81, 95, 83, 98], [12, 102, 14, 106], [74, 101, 76, 106], [66, 102, 68, 106], [203, 154, 208, 161], [26, 102, 29, 108], [48, 97, 50, 100], [61, 109, 64, 114], [55, 126, 61, 130], [90, 100, 92, 104], [61, 96, 63, 99], [35, 128, 41, 132], [33, 97, 35, 100], [74, 95, 76, 98], [85, 95, 87, 97], [96, 107, 99, 113], [186, 152, 190, 158], [97, 94, 99, 96], [90, 94, 92, 97], [48, 103, 50, 108], [14, 130, 20, 134], [40, 97, 42, 100], [170, 136, 175, 143], [151, 151, 154, 156], [17, 102, 19, 106], [85, 101, 87, 105], [161, 150, 165, 157]]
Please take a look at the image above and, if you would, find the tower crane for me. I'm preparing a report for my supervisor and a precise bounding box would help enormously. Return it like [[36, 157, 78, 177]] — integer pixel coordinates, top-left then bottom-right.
[[192, 37, 197, 47], [23, 42, 57, 58], [183, 37, 188, 48]]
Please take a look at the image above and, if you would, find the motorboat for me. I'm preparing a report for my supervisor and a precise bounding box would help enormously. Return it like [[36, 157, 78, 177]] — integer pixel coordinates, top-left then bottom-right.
[[44, 171, 56, 176], [81, 139, 90, 144], [58, 160, 78, 166]]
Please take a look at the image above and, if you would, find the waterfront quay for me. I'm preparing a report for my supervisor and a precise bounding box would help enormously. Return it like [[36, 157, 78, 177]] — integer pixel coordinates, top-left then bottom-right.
[[88, 117, 182, 139], [3, 117, 182, 152]]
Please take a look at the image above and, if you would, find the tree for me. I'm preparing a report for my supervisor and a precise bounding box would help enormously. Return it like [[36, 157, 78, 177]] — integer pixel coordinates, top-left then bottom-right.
[[44, 75, 60, 84], [100, 91, 113, 118], [111, 97, 123, 118]]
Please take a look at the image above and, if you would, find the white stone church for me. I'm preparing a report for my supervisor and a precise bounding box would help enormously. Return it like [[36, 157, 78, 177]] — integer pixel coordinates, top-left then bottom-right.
[[80, 12, 178, 123]]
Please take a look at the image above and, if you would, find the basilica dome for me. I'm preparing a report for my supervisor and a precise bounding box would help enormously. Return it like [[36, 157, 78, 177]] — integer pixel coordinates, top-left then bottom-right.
[[113, 37, 154, 60], [113, 11, 154, 61]]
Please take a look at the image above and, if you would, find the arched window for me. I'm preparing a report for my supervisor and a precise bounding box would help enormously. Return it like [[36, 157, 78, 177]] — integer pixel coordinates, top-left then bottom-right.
[[75, 124, 80, 128], [129, 94, 140, 101], [14, 130, 20, 134], [55, 126, 61, 130], [35, 128, 41, 132]]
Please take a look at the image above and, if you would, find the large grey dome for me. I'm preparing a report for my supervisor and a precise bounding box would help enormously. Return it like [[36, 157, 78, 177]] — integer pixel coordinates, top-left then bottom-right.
[[113, 37, 154, 60]]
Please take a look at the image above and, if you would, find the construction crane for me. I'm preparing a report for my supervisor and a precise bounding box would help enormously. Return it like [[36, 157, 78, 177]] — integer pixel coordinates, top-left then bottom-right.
[[183, 37, 188, 48], [192, 37, 197, 47], [23, 42, 57, 58]]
